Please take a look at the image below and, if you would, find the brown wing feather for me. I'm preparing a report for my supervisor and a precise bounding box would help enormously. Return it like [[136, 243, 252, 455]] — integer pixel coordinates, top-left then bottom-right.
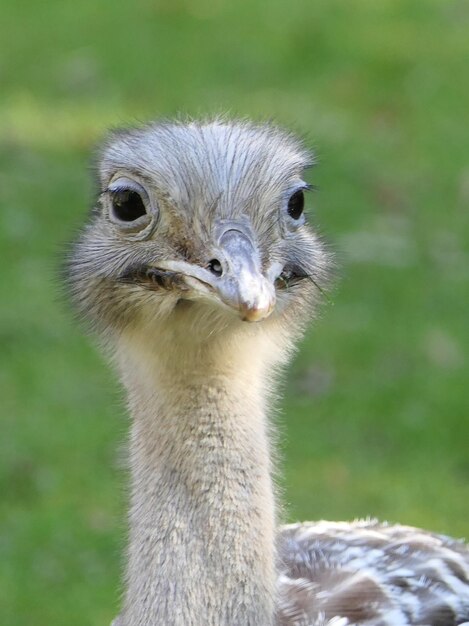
[[276, 520, 469, 626]]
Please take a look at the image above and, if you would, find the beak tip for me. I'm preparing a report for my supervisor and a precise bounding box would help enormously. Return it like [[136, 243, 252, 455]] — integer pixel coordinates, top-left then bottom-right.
[[239, 301, 275, 323]]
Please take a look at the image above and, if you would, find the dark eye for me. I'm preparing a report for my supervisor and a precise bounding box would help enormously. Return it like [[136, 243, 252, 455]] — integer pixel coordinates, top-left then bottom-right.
[[287, 190, 305, 220], [111, 189, 147, 222]]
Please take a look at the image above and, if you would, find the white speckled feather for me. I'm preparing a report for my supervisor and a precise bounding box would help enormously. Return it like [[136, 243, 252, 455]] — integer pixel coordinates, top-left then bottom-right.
[[277, 520, 469, 625]]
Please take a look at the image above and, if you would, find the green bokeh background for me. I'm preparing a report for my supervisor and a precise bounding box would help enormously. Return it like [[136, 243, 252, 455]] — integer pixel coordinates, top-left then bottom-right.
[[1, 1, 468, 623]]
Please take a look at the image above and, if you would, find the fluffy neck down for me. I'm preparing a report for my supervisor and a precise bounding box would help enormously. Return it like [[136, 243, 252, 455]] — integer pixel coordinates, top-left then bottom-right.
[[116, 322, 290, 626]]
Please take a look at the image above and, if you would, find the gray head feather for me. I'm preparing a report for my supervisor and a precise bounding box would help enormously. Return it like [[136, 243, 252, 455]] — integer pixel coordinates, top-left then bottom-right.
[[66, 119, 331, 347]]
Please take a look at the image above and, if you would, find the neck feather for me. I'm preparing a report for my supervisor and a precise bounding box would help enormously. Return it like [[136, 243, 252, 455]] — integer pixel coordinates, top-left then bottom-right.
[[116, 326, 289, 626]]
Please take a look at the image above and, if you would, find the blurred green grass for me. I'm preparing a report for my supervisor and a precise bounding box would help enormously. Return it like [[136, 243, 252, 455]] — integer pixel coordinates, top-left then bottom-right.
[[1, 0, 468, 624]]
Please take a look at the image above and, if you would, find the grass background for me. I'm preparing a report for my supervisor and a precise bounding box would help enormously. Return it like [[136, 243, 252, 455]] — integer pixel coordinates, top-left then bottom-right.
[[1, 0, 468, 623]]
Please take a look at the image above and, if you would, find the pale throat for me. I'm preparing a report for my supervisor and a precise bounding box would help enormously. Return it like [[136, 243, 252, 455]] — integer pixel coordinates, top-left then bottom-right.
[[115, 327, 281, 625]]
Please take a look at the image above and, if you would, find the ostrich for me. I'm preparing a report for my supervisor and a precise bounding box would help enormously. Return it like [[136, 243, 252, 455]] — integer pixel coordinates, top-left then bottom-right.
[[67, 119, 469, 626]]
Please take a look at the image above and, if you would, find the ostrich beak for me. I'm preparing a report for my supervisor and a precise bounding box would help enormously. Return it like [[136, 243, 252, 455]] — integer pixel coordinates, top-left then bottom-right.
[[152, 224, 277, 322], [207, 226, 276, 322]]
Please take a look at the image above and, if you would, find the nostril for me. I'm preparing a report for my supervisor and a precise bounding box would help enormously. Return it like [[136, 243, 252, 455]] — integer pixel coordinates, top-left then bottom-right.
[[207, 258, 223, 277]]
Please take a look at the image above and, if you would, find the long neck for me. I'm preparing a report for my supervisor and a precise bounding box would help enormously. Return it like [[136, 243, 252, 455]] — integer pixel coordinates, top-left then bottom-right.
[[118, 333, 280, 626]]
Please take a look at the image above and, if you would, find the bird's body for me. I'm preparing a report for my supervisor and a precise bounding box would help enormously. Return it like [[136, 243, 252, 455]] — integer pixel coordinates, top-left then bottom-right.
[[277, 521, 469, 625], [67, 119, 469, 625]]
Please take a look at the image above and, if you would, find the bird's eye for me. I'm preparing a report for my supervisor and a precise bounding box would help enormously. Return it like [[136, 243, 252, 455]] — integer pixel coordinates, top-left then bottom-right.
[[287, 190, 305, 220], [110, 188, 147, 222]]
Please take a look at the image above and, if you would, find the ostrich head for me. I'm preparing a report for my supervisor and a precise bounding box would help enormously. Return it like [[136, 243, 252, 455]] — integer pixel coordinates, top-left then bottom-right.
[[67, 120, 330, 368]]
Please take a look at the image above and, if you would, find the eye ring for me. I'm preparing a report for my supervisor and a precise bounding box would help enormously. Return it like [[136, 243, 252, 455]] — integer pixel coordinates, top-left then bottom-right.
[[107, 177, 150, 224], [106, 177, 158, 236]]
